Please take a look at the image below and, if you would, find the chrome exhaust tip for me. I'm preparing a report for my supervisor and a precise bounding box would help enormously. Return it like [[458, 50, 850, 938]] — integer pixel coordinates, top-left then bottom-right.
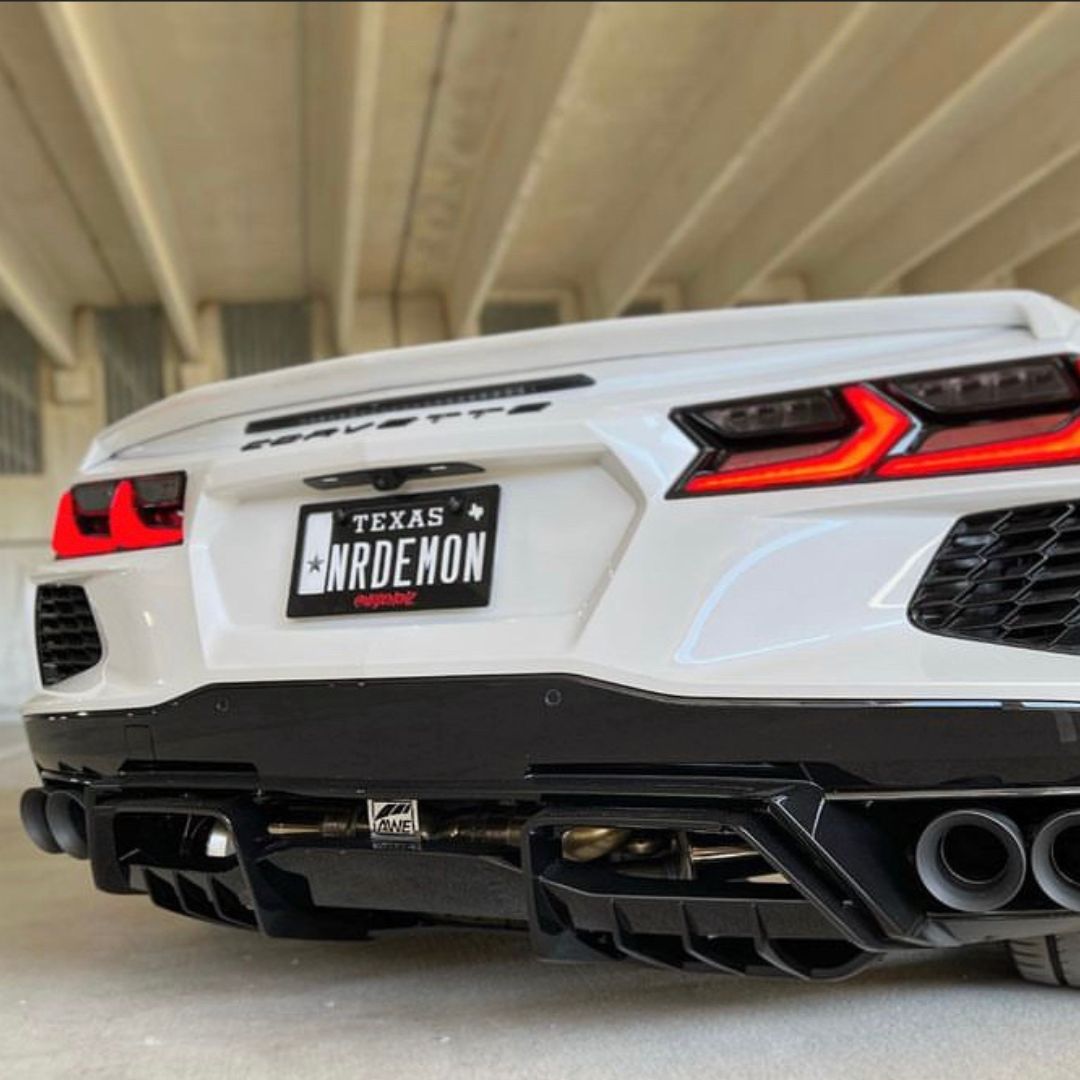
[[1031, 810, 1080, 911], [205, 821, 236, 859], [915, 808, 1026, 913], [20, 788, 61, 854], [44, 789, 89, 860]]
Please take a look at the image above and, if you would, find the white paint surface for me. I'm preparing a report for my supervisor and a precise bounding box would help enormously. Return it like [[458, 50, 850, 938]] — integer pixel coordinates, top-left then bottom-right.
[[0, 546, 44, 715]]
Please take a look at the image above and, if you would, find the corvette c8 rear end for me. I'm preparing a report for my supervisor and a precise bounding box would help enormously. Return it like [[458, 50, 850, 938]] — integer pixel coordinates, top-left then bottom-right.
[[21, 290, 1080, 985]]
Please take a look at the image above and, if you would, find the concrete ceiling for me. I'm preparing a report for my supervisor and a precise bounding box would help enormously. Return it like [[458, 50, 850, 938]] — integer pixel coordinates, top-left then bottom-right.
[[3, 0, 1080, 365]]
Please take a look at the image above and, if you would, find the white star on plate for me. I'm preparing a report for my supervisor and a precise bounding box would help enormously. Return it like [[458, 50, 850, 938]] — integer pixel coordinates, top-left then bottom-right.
[[467, 502, 485, 522]]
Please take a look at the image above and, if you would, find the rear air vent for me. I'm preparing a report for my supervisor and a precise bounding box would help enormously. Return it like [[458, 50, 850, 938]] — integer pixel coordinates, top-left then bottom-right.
[[910, 502, 1080, 654], [35, 584, 103, 686], [244, 374, 594, 434]]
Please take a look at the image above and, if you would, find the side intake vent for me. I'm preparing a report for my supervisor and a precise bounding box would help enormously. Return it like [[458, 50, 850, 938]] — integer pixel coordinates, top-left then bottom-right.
[[35, 584, 103, 686], [910, 502, 1080, 654], [245, 374, 594, 435]]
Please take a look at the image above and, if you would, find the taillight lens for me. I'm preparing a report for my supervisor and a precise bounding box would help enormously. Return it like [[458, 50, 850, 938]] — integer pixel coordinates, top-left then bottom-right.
[[876, 414, 1080, 479], [52, 472, 186, 558], [52, 486, 117, 558], [682, 387, 909, 495], [891, 358, 1076, 416], [672, 356, 1080, 496], [697, 389, 849, 440]]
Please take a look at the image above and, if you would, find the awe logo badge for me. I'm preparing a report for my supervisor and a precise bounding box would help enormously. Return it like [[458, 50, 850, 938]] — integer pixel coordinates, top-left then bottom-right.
[[368, 799, 420, 844]]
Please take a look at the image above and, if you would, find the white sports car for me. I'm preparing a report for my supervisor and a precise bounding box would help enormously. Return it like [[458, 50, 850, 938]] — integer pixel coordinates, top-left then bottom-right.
[[20, 291, 1080, 985]]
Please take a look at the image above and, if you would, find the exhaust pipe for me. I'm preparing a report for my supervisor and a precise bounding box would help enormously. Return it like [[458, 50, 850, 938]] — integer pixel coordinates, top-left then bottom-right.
[[44, 789, 89, 860], [915, 808, 1026, 912], [1032, 810, 1080, 911], [561, 826, 632, 862], [20, 789, 61, 854]]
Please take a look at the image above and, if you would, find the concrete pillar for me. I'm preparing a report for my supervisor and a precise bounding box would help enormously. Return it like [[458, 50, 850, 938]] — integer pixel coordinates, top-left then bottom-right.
[[178, 303, 227, 390], [40, 308, 106, 491], [353, 294, 395, 353], [397, 293, 448, 347], [0, 308, 105, 709], [310, 296, 334, 360]]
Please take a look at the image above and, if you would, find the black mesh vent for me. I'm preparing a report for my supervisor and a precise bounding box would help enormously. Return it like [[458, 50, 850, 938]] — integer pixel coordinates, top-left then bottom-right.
[[35, 585, 103, 686], [910, 502, 1080, 654]]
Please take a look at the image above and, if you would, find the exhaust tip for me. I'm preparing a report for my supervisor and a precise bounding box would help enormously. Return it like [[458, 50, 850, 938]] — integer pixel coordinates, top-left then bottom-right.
[[1032, 810, 1080, 911], [915, 808, 1026, 913], [44, 790, 88, 860], [205, 822, 236, 859], [20, 788, 61, 854]]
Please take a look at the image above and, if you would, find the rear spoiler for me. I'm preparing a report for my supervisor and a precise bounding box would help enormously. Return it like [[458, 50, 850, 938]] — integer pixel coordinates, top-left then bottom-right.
[[90, 291, 1078, 463]]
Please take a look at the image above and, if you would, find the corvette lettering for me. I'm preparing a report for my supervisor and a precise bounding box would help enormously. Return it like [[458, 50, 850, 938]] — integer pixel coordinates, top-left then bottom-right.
[[242, 400, 549, 451]]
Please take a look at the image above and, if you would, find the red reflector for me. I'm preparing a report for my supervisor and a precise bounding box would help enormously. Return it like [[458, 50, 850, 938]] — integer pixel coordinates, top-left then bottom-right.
[[683, 386, 910, 495], [51, 491, 117, 558], [876, 414, 1080, 479], [108, 479, 184, 549]]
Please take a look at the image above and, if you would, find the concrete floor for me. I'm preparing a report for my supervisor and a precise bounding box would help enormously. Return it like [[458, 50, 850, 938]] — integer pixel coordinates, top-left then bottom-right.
[[3, 723, 1080, 1080]]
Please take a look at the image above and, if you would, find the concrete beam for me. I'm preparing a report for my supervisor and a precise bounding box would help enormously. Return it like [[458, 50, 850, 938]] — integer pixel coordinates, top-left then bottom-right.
[[811, 3, 1080, 299], [589, 1, 898, 318], [1017, 232, 1080, 301], [446, 1, 599, 337], [688, 2, 1068, 308], [904, 150, 1080, 295], [348, 293, 447, 353], [40, 1, 199, 360], [303, 1, 385, 355], [0, 222, 75, 368]]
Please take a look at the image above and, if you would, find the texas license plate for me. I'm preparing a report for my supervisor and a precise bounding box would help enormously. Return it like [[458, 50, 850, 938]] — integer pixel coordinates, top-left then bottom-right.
[[287, 485, 499, 617]]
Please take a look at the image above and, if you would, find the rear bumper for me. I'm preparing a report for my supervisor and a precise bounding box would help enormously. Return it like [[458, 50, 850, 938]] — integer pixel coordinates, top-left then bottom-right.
[[21, 676, 1080, 978], [23, 673, 1080, 794]]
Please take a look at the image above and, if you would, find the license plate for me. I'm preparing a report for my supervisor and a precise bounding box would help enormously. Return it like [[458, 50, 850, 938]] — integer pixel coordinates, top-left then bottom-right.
[[287, 485, 500, 618]]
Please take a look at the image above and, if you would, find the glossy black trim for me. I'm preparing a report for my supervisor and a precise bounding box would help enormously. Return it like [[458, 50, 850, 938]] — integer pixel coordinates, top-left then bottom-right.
[[23, 674, 1080, 796], [245, 374, 594, 434], [908, 500, 1080, 658], [304, 462, 484, 492], [34, 584, 103, 686], [25, 675, 1080, 974]]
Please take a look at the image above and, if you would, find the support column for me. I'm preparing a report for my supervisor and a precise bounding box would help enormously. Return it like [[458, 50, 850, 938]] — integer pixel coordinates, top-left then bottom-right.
[[178, 303, 227, 390]]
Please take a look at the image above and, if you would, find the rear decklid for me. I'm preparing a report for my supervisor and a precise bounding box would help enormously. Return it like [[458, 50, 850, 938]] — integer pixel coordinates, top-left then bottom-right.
[[88, 291, 1077, 465]]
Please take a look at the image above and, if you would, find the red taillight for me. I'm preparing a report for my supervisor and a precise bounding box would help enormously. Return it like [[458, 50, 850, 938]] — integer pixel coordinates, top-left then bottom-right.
[[673, 356, 1080, 496], [51, 472, 186, 559], [51, 489, 117, 558], [682, 386, 911, 495], [876, 415, 1080, 479], [108, 479, 184, 549]]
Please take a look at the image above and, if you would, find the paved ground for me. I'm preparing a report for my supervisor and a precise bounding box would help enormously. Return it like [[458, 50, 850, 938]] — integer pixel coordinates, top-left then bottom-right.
[[2, 722, 1079, 1080]]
